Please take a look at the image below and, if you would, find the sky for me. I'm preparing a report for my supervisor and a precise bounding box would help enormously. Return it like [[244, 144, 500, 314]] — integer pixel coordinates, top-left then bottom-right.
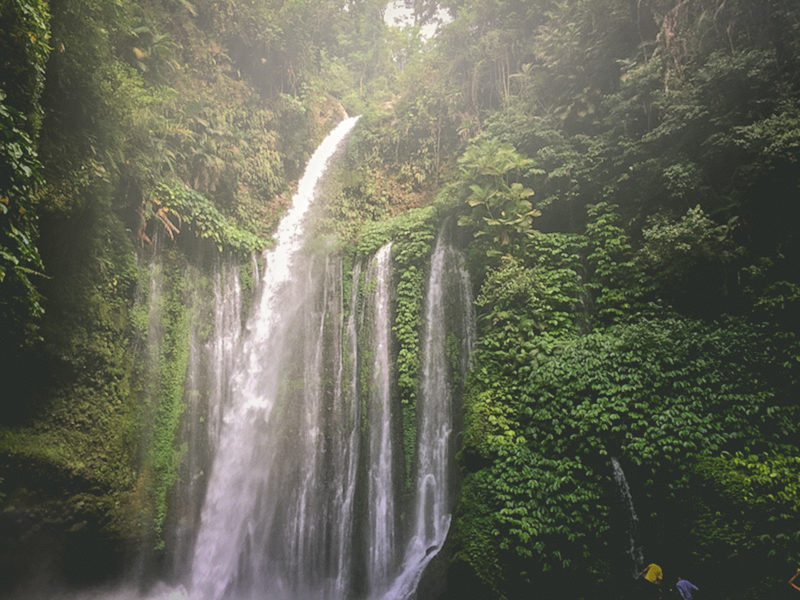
[[383, 0, 447, 40]]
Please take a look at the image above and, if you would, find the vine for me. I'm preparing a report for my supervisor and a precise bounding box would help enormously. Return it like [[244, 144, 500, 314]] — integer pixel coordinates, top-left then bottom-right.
[[148, 180, 266, 255]]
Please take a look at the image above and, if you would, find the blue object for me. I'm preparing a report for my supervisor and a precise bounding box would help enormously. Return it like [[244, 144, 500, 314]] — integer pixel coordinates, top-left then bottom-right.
[[676, 578, 699, 600]]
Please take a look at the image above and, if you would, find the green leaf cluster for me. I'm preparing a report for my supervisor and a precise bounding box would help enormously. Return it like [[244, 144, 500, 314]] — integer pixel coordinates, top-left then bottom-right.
[[0, 92, 45, 340], [0, 0, 51, 132], [152, 180, 265, 254], [691, 452, 800, 597], [144, 260, 191, 549], [585, 202, 651, 325], [0, 0, 51, 361], [455, 138, 539, 254]]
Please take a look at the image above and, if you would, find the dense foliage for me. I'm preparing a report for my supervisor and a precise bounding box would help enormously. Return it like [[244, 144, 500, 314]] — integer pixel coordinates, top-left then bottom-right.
[[1, 0, 799, 597], [0, 0, 50, 377], [349, 0, 800, 597]]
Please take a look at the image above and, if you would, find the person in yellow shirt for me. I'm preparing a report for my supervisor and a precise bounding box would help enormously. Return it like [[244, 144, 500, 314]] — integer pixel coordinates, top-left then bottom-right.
[[639, 563, 663, 598]]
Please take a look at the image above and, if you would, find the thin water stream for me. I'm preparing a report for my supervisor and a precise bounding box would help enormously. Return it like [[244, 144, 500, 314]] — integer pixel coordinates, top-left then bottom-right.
[[611, 457, 645, 578]]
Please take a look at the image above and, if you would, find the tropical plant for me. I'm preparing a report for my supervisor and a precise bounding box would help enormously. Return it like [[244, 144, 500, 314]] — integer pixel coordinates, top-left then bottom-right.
[[456, 138, 539, 254]]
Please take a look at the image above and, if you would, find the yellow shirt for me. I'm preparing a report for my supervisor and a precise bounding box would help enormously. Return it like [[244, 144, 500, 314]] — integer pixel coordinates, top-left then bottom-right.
[[644, 563, 663, 584]]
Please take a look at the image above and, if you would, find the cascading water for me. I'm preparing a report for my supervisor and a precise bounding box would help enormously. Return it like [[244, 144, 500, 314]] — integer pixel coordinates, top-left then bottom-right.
[[411, 233, 475, 549], [611, 457, 645, 577], [384, 230, 475, 600], [188, 117, 360, 600], [181, 138, 476, 599], [330, 261, 363, 597], [363, 242, 399, 596], [28, 116, 476, 600], [170, 263, 243, 578]]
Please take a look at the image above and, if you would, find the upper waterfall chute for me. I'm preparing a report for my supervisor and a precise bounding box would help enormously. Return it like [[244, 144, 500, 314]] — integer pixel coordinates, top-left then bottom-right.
[[188, 116, 359, 600], [250, 115, 360, 344]]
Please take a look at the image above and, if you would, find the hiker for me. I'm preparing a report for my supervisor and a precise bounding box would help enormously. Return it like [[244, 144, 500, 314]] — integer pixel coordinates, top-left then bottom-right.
[[675, 576, 699, 600], [639, 563, 663, 598], [639, 563, 663, 584]]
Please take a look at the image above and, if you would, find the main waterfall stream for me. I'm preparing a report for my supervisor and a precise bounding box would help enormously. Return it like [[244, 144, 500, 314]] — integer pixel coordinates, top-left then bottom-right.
[[187, 116, 364, 600], [41, 117, 474, 600]]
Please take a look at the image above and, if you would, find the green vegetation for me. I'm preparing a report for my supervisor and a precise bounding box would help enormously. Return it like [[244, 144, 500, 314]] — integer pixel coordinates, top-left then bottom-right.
[[145, 259, 191, 549], [152, 180, 265, 254], [458, 316, 798, 591], [0, 0, 50, 373], [1, 0, 799, 597], [351, 0, 800, 596], [454, 139, 538, 254]]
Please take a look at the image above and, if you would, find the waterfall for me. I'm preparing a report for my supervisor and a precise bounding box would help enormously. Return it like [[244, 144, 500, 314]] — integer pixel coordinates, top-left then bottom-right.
[[610, 457, 645, 577], [173, 262, 244, 571], [183, 217, 474, 600], [385, 231, 475, 600], [188, 117, 359, 600], [24, 116, 477, 600], [332, 261, 363, 596], [208, 264, 244, 449], [364, 243, 398, 596]]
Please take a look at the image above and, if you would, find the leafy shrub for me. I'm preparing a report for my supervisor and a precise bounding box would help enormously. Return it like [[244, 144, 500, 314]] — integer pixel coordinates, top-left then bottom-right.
[[151, 180, 265, 254], [457, 313, 800, 596]]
